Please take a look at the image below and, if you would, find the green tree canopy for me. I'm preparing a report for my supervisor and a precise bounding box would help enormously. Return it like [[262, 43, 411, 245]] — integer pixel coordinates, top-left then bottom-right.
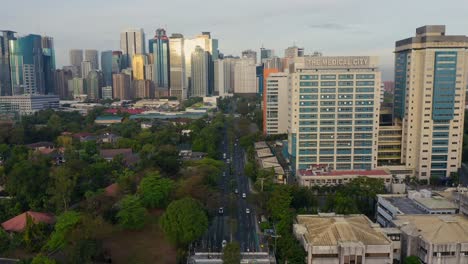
[[404, 256, 421, 264], [160, 197, 208, 247], [222, 242, 241, 264], [116, 195, 147, 230], [45, 211, 82, 252], [31, 254, 57, 264], [138, 172, 174, 209]]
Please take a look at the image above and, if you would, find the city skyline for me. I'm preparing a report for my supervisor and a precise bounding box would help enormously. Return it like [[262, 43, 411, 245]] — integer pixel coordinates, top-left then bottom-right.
[[3, 0, 468, 81]]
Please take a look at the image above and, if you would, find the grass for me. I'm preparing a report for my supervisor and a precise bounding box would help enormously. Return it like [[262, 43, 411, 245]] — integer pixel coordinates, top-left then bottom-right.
[[103, 209, 176, 264]]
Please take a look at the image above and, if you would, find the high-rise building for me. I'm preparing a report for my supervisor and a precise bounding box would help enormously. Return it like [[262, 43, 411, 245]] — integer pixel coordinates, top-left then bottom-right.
[[288, 56, 381, 173], [264, 57, 283, 70], [101, 51, 113, 87], [264, 73, 289, 135], [120, 28, 145, 68], [152, 28, 170, 89], [86, 70, 103, 100], [394, 25, 468, 180], [53, 69, 73, 99], [132, 54, 147, 80], [101, 86, 113, 99], [41, 36, 56, 94], [144, 64, 154, 81], [9, 34, 46, 95], [256, 65, 264, 96], [242, 49, 257, 64], [214, 59, 225, 96], [81, 61, 92, 79], [0, 30, 16, 96], [84, 49, 99, 70], [112, 51, 123, 74], [168, 33, 186, 100], [260, 47, 274, 63], [285, 46, 304, 58], [133, 80, 155, 99], [112, 73, 132, 100], [191, 46, 208, 97], [223, 57, 238, 94], [68, 77, 85, 98], [233, 57, 257, 94], [69, 49, 83, 77]]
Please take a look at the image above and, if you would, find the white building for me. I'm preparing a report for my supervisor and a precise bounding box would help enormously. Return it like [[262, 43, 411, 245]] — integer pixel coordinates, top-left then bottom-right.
[[81, 61, 92, 79], [0, 94, 59, 115], [264, 72, 289, 134], [233, 57, 257, 94], [101, 86, 113, 100]]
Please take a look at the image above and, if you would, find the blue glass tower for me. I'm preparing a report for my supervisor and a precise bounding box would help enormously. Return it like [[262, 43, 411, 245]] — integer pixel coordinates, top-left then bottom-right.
[[101, 50, 113, 87], [152, 28, 170, 90]]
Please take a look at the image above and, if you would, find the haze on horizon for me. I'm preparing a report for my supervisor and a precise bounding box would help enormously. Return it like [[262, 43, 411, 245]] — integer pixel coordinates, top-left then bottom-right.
[[2, 0, 468, 81]]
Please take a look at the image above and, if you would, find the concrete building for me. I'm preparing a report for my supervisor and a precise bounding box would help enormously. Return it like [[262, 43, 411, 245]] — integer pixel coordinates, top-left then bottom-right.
[[191, 46, 209, 97], [132, 54, 147, 80], [264, 72, 289, 134], [86, 70, 102, 100], [81, 61, 92, 79], [120, 28, 145, 68], [133, 80, 154, 99], [213, 59, 225, 96], [223, 57, 238, 94], [168, 33, 186, 100], [297, 169, 393, 187], [53, 69, 73, 99], [377, 126, 403, 166], [67, 77, 85, 98], [260, 47, 273, 63], [263, 56, 283, 70], [393, 215, 468, 264], [0, 94, 59, 115], [69, 49, 83, 77], [288, 56, 380, 173], [376, 190, 458, 228], [84, 49, 99, 70], [233, 57, 257, 94], [294, 214, 393, 264], [394, 25, 468, 180], [144, 64, 154, 82], [101, 86, 113, 100], [112, 73, 132, 100], [241, 49, 257, 64], [285, 46, 304, 58]]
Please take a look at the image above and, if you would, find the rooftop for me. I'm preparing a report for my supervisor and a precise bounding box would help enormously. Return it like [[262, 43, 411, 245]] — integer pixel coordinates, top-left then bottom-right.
[[413, 197, 457, 210], [384, 196, 426, 214], [295, 214, 391, 246], [2, 211, 55, 232], [299, 169, 390, 177], [393, 215, 468, 244], [254, 141, 269, 149]]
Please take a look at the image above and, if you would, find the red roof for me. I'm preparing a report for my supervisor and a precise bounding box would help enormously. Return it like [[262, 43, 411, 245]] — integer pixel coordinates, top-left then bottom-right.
[[104, 183, 119, 197], [298, 169, 390, 177], [1, 211, 55, 232]]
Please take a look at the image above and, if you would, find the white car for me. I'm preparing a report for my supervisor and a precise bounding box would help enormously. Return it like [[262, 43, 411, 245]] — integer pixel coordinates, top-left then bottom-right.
[[222, 240, 227, 248], [218, 207, 224, 214], [246, 208, 250, 214], [242, 193, 246, 199]]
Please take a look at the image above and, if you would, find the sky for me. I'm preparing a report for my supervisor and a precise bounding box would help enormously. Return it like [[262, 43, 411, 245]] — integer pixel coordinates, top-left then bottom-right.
[[3, 0, 468, 81]]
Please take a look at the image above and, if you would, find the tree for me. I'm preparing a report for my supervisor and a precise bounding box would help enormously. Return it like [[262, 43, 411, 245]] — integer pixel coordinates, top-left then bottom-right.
[[23, 214, 48, 252], [45, 211, 82, 251], [47, 166, 77, 212], [160, 197, 208, 247], [404, 256, 421, 264], [138, 173, 174, 209], [31, 254, 57, 264], [222, 242, 241, 264], [116, 195, 147, 230], [268, 185, 292, 221], [0, 228, 9, 253]]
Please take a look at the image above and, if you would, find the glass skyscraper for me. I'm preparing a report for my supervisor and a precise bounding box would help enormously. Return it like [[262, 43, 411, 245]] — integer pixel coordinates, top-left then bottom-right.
[[152, 28, 170, 89], [101, 50, 113, 87], [0, 30, 16, 96]]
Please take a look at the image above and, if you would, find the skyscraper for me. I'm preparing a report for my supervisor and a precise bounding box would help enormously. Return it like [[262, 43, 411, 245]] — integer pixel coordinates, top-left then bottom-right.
[[68, 77, 85, 98], [233, 57, 257, 94], [168, 33, 186, 100], [112, 51, 123, 74], [69, 49, 83, 77], [191, 46, 208, 97], [81, 61, 92, 79], [120, 28, 145, 68], [242, 49, 257, 64], [288, 56, 381, 173], [53, 68, 73, 99], [144, 64, 154, 81], [84, 49, 99, 70], [101, 50, 113, 87], [214, 59, 225, 96], [132, 54, 147, 80], [394, 25, 468, 180], [41, 36, 55, 94], [152, 28, 170, 89], [86, 70, 103, 100], [264, 72, 289, 135], [0, 30, 16, 96], [112, 73, 132, 100], [260, 47, 274, 63], [285, 46, 304, 58], [133, 80, 155, 99]]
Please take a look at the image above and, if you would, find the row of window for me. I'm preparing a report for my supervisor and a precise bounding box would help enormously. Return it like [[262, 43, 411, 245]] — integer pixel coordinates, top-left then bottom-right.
[[299, 74, 375, 80]]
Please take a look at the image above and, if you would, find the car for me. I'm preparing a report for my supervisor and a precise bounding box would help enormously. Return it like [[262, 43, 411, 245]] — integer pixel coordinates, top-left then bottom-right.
[[218, 207, 224, 214], [246, 208, 250, 214], [222, 240, 227, 248], [242, 193, 246, 199], [234, 189, 239, 194], [223, 172, 226, 177]]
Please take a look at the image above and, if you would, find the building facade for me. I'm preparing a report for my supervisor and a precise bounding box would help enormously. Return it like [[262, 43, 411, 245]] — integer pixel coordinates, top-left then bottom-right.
[[152, 28, 170, 90], [120, 28, 145, 68], [394, 25, 468, 180], [69, 49, 83, 77], [112, 73, 132, 100], [288, 56, 381, 173], [132, 54, 147, 80], [0, 94, 59, 115], [101, 50, 113, 87], [233, 57, 257, 94], [264, 72, 289, 135], [53, 69, 73, 99], [241, 49, 257, 64], [0, 30, 16, 96], [168, 33, 186, 100], [84, 49, 99, 70], [81, 61, 92, 79], [260, 47, 273, 63], [86, 70, 102, 100], [190, 46, 208, 97]]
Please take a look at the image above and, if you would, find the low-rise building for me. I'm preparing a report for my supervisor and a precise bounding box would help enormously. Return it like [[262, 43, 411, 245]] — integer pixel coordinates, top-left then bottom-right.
[[95, 116, 123, 125], [297, 169, 393, 187], [294, 213, 393, 264], [0, 95, 59, 115]]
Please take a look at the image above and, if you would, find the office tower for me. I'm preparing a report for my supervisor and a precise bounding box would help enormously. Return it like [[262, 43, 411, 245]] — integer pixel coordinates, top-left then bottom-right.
[[112, 73, 132, 100], [133, 80, 155, 99], [223, 57, 238, 94], [394, 25, 468, 180], [86, 70, 103, 100], [264, 57, 283, 70], [148, 38, 155, 54], [264, 73, 289, 135], [168, 33, 186, 100], [152, 28, 170, 89], [62, 65, 79, 78], [233, 57, 257, 94], [285, 46, 304, 58], [41, 36, 56, 94], [191, 46, 209, 97], [288, 56, 380, 173], [260, 47, 274, 63], [132, 54, 147, 80], [256, 65, 264, 95], [120, 28, 145, 68], [101, 86, 113, 99], [0, 30, 16, 96], [84, 49, 99, 70], [69, 49, 83, 77], [144, 64, 154, 81], [68, 77, 85, 98], [214, 59, 224, 96], [101, 51, 113, 87], [53, 69, 73, 99], [111, 51, 123, 73], [81, 61, 92, 78], [9, 34, 46, 95], [242, 49, 257, 64]]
